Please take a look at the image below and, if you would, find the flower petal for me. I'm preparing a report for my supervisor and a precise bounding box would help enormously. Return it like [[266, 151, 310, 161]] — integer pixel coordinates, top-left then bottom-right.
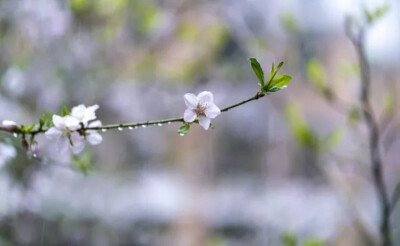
[[64, 116, 80, 130], [198, 116, 211, 130], [184, 93, 198, 109], [2, 120, 17, 126], [71, 141, 86, 154], [197, 91, 213, 105], [56, 137, 70, 153], [71, 104, 85, 120], [87, 131, 103, 145], [70, 132, 86, 154], [205, 103, 221, 119], [89, 120, 102, 128], [45, 127, 62, 139], [184, 109, 196, 123], [52, 115, 65, 128]]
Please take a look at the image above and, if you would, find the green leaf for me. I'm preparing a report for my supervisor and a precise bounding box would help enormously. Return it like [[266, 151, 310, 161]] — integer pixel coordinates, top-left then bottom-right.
[[303, 238, 325, 246], [39, 112, 54, 129], [267, 61, 285, 87], [285, 104, 320, 151], [322, 128, 343, 152], [249, 58, 265, 87], [25, 124, 34, 133], [281, 233, 298, 246], [61, 103, 69, 117], [177, 123, 190, 136], [72, 152, 93, 175], [306, 58, 326, 92], [280, 13, 298, 33], [270, 74, 292, 88], [365, 4, 390, 24]]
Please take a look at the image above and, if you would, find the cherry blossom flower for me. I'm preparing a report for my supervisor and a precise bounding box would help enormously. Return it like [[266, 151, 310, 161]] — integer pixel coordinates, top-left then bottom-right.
[[84, 120, 103, 146], [183, 91, 221, 130], [45, 115, 85, 154], [2, 120, 18, 127], [70, 104, 99, 125]]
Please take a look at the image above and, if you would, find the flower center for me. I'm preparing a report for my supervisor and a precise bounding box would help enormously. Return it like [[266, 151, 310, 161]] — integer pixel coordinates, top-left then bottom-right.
[[194, 104, 206, 115]]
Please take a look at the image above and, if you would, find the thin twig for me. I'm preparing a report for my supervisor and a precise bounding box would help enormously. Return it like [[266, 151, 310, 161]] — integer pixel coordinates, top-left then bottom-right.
[[0, 92, 266, 134], [350, 29, 392, 246]]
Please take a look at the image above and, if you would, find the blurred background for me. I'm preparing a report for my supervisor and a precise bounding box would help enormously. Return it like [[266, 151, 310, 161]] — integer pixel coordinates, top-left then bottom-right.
[[0, 0, 399, 245]]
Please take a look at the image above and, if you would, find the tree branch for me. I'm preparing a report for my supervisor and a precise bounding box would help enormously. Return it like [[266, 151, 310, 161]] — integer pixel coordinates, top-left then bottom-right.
[[351, 30, 392, 246]]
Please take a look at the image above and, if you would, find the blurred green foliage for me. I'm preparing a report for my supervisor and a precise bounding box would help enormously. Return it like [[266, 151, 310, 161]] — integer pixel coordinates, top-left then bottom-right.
[[285, 104, 343, 153]]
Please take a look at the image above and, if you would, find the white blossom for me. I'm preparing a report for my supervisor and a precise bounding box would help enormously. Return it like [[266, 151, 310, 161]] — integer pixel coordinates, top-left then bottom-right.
[[71, 104, 99, 126], [183, 91, 221, 130], [0, 143, 17, 167], [85, 120, 103, 146], [2, 120, 18, 127], [45, 115, 85, 154]]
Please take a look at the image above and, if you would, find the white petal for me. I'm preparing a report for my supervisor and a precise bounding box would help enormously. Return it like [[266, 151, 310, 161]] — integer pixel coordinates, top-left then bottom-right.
[[2, 120, 17, 126], [71, 141, 86, 154], [84, 104, 99, 122], [198, 116, 211, 130], [197, 91, 213, 105], [183, 109, 196, 123], [71, 104, 86, 120], [184, 93, 198, 109], [64, 116, 80, 130], [89, 120, 102, 127], [56, 137, 70, 153], [205, 103, 221, 119], [87, 131, 103, 145], [70, 133, 86, 154], [52, 115, 65, 128], [45, 127, 62, 139]]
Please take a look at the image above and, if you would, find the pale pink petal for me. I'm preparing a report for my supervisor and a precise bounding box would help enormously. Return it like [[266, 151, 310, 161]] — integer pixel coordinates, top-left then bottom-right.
[[205, 103, 221, 119], [71, 141, 86, 154], [45, 127, 62, 139], [197, 91, 213, 105], [64, 116, 80, 130], [2, 120, 17, 126], [52, 115, 65, 128], [71, 104, 85, 120], [89, 120, 102, 128], [184, 109, 196, 123], [87, 131, 102, 145], [198, 116, 211, 130], [56, 137, 70, 153], [184, 93, 198, 109], [70, 132, 86, 154]]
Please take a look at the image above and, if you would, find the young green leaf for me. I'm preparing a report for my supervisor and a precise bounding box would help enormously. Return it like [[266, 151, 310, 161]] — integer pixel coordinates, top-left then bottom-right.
[[281, 233, 298, 246], [270, 74, 292, 88], [73, 152, 94, 175], [61, 103, 69, 117], [267, 61, 285, 87], [307, 58, 326, 92], [249, 58, 265, 87], [177, 123, 190, 136]]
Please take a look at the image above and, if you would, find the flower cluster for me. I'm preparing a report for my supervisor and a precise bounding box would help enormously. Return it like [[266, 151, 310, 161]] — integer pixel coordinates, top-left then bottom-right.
[[45, 104, 102, 154]]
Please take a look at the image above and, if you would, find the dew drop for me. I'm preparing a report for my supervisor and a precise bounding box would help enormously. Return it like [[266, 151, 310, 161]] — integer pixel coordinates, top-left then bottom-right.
[[128, 126, 134, 130], [118, 127, 123, 131], [168, 122, 172, 125], [157, 123, 163, 126], [179, 133, 185, 136], [101, 129, 107, 132], [141, 125, 147, 128], [13, 133, 18, 138], [33, 153, 37, 158]]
